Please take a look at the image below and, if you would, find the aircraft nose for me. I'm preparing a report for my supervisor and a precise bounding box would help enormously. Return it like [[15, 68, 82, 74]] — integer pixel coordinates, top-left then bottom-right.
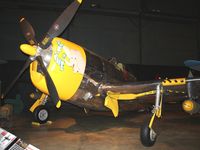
[[20, 44, 37, 56]]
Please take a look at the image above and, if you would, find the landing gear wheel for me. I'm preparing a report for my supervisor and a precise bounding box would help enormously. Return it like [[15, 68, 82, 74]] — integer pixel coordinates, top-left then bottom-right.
[[34, 106, 49, 124], [140, 121, 157, 147]]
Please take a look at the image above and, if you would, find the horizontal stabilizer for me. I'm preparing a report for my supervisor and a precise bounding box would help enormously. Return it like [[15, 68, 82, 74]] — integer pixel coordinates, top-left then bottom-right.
[[184, 60, 200, 71]]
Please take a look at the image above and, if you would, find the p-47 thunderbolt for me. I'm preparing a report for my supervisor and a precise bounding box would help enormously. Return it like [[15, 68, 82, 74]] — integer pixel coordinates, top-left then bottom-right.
[[2, 0, 200, 147]]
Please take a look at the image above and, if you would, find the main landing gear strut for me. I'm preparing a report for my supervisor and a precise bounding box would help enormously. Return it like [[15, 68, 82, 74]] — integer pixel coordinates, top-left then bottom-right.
[[140, 84, 163, 147], [30, 93, 50, 124]]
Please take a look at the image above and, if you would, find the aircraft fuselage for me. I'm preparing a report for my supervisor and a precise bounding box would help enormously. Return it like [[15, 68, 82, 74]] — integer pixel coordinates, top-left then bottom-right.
[[29, 37, 137, 110]]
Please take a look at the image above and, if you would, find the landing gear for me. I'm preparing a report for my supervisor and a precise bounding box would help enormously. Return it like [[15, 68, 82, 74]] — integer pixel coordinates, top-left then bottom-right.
[[33, 105, 49, 124], [29, 93, 50, 124], [140, 121, 157, 147], [140, 84, 162, 147]]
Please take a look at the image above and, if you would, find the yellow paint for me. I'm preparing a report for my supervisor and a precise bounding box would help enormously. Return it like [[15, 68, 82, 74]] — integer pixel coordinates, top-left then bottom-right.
[[20, 44, 37, 56], [149, 94, 163, 128], [29, 94, 47, 112], [32, 122, 41, 126], [148, 103, 162, 128], [32, 60, 38, 70], [95, 94, 100, 97], [41, 37, 50, 46], [56, 100, 61, 108], [29, 93, 35, 99], [104, 95, 119, 117], [182, 100, 194, 112], [32, 121, 52, 126], [162, 78, 186, 86], [149, 113, 156, 128], [30, 37, 86, 101], [118, 91, 156, 100], [77, 0, 82, 4], [104, 90, 156, 117]]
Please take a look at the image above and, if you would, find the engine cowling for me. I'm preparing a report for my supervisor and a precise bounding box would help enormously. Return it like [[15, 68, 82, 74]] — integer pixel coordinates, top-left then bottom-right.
[[182, 100, 200, 114]]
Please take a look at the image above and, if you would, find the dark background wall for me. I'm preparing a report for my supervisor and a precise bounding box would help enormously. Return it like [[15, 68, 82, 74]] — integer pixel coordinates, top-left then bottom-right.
[[0, 0, 199, 66]]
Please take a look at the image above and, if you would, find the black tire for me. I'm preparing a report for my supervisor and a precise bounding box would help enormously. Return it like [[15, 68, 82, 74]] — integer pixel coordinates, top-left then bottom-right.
[[140, 121, 157, 147], [33, 105, 49, 124]]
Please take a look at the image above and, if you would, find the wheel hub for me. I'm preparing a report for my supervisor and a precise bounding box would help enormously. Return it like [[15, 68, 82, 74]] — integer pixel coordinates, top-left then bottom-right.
[[38, 109, 48, 121], [150, 128, 157, 141]]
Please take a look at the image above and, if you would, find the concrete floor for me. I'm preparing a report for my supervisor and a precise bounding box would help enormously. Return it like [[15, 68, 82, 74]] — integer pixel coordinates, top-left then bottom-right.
[[1, 103, 200, 150]]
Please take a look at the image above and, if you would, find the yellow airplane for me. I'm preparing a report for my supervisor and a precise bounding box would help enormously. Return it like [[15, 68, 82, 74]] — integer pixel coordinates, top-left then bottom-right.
[[1, 0, 200, 147]]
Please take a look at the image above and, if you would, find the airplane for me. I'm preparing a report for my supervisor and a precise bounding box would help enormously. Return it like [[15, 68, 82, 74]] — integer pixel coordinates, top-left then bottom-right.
[[1, 0, 200, 147]]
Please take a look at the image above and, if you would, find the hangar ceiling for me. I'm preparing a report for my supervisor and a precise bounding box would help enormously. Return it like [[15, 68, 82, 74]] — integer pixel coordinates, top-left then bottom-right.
[[0, 0, 199, 65], [0, 0, 199, 17]]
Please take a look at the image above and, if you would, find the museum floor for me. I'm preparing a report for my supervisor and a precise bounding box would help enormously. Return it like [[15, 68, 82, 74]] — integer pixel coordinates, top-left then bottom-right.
[[1, 103, 200, 150]]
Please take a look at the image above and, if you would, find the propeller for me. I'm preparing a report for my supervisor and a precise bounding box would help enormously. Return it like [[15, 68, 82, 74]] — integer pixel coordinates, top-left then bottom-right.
[[20, 18, 37, 45], [1, 0, 83, 108], [39, 0, 82, 49], [36, 56, 61, 108], [1, 59, 32, 99]]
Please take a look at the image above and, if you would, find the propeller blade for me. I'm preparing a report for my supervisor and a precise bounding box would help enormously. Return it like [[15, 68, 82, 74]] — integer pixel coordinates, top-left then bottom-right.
[[20, 18, 37, 45], [39, 0, 82, 48], [1, 59, 32, 99], [36, 56, 61, 108]]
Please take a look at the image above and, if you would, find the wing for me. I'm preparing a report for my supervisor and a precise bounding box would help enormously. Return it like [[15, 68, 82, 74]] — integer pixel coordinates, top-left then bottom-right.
[[99, 78, 187, 117], [100, 80, 161, 94]]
